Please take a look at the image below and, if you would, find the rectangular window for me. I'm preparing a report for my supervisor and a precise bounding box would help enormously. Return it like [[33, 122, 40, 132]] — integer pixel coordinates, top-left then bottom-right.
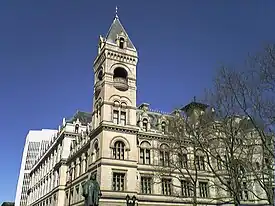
[[160, 151, 169, 166], [179, 153, 188, 168], [181, 180, 192, 197], [227, 180, 232, 197], [113, 173, 125, 191], [240, 182, 249, 200], [142, 120, 148, 131], [161, 179, 172, 195], [199, 182, 208, 198], [217, 155, 222, 170], [141, 177, 152, 194], [195, 155, 205, 170], [113, 110, 119, 124], [140, 148, 150, 164], [120, 111, 126, 126]]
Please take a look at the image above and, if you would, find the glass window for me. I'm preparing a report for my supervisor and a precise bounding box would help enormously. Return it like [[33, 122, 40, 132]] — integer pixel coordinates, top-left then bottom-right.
[[199, 182, 208, 198], [113, 141, 125, 160], [113, 110, 119, 124], [181, 180, 192, 197], [120, 111, 126, 125], [113, 173, 125, 191], [141, 177, 152, 194], [161, 179, 172, 195]]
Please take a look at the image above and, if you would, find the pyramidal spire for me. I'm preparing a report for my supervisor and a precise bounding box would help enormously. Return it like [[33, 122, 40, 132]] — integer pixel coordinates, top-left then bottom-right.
[[105, 7, 136, 50]]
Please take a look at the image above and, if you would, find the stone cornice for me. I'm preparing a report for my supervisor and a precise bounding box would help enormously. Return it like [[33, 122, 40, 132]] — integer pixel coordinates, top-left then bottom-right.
[[101, 122, 139, 135]]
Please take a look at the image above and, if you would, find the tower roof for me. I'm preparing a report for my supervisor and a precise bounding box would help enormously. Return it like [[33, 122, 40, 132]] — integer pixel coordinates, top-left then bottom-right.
[[105, 14, 136, 50]]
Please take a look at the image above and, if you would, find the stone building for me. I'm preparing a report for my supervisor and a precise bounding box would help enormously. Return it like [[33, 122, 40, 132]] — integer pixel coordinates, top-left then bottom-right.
[[25, 12, 271, 206]]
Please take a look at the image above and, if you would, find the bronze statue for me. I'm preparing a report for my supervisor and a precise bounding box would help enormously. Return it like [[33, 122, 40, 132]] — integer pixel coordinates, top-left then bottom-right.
[[82, 173, 101, 206]]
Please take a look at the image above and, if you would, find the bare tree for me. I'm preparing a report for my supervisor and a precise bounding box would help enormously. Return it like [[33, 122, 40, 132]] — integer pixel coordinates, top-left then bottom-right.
[[153, 94, 273, 206], [153, 110, 211, 206], [204, 45, 275, 205]]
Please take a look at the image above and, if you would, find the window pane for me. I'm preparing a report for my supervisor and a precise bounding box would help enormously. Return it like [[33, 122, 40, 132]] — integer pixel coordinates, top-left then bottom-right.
[[113, 110, 119, 124], [113, 173, 125, 191], [121, 111, 126, 125]]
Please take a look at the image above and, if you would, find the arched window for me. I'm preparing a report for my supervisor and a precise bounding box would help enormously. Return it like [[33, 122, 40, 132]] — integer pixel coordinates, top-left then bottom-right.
[[160, 144, 169, 166], [94, 142, 99, 160], [216, 155, 222, 170], [161, 122, 166, 133], [195, 150, 205, 170], [178, 148, 188, 168], [75, 124, 79, 133], [143, 119, 148, 131], [119, 37, 125, 49], [140, 141, 151, 164], [255, 162, 260, 170], [112, 101, 127, 126], [113, 141, 125, 160]]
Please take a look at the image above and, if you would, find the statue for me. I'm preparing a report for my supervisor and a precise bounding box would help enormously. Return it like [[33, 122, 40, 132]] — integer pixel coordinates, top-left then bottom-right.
[[82, 173, 101, 206]]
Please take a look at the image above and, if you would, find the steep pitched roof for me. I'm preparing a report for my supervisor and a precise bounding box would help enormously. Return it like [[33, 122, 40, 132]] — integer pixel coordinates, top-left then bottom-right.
[[66, 111, 92, 125], [105, 17, 136, 50]]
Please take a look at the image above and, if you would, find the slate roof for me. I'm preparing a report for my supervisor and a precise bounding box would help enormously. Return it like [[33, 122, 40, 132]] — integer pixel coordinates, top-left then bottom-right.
[[66, 111, 92, 125], [65, 109, 167, 130], [136, 109, 170, 130], [105, 17, 135, 50]]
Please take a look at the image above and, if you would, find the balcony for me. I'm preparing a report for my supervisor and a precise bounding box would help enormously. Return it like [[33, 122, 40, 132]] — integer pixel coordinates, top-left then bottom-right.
[[113, 77, 129, 91]]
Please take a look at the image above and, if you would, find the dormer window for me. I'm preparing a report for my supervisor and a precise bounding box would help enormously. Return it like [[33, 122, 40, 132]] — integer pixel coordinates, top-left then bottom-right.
[[119, 37, 125, 49], [142, 119, 148, 131], [161, 122, 166, 133], [75, 124, 79, 133]]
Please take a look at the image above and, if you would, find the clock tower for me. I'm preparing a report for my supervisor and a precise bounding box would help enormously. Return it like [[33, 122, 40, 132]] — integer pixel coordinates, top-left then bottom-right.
[[92, 13, 138, 129], [89, 10, 139, 204]]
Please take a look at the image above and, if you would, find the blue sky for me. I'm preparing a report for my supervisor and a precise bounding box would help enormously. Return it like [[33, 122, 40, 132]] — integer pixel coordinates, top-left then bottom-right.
[[1, 0, 275, 203]]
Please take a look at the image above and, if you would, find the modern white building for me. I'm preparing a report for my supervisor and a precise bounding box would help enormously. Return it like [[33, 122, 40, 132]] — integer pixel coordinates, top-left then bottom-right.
[[15, 129, 57, 206]]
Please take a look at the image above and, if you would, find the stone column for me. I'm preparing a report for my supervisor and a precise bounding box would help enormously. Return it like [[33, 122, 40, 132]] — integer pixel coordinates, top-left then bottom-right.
[[75, 158, 80, 179], [71, 162, 75, 181], [82, 153, 87, 173]]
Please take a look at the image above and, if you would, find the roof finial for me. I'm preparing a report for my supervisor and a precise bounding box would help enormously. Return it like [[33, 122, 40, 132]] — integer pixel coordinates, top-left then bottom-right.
[[115, 6, 119, 19]]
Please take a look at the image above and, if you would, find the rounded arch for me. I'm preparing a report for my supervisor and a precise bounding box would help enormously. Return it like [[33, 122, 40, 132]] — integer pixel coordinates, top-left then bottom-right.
[[110, 136, 130, 151], [140, 111, 149, 118], [94, 98, 103, 108], [120, 96, 132, 105], [160, 143, 169, 150], [92, 139, 99, 149], [140, 140, 151, 148], [108, 95, 132, 105], [113, 67, 128, 79], [121, 102, 127, 108], [97, 67, 103, 81], [110, 63, 132, 76], [113, 100, 120, 108]]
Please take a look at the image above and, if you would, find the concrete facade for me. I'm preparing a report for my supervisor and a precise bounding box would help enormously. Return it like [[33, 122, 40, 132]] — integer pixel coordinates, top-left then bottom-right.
[[15, 129, 57, 206], [24, 13, 271, 206]]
